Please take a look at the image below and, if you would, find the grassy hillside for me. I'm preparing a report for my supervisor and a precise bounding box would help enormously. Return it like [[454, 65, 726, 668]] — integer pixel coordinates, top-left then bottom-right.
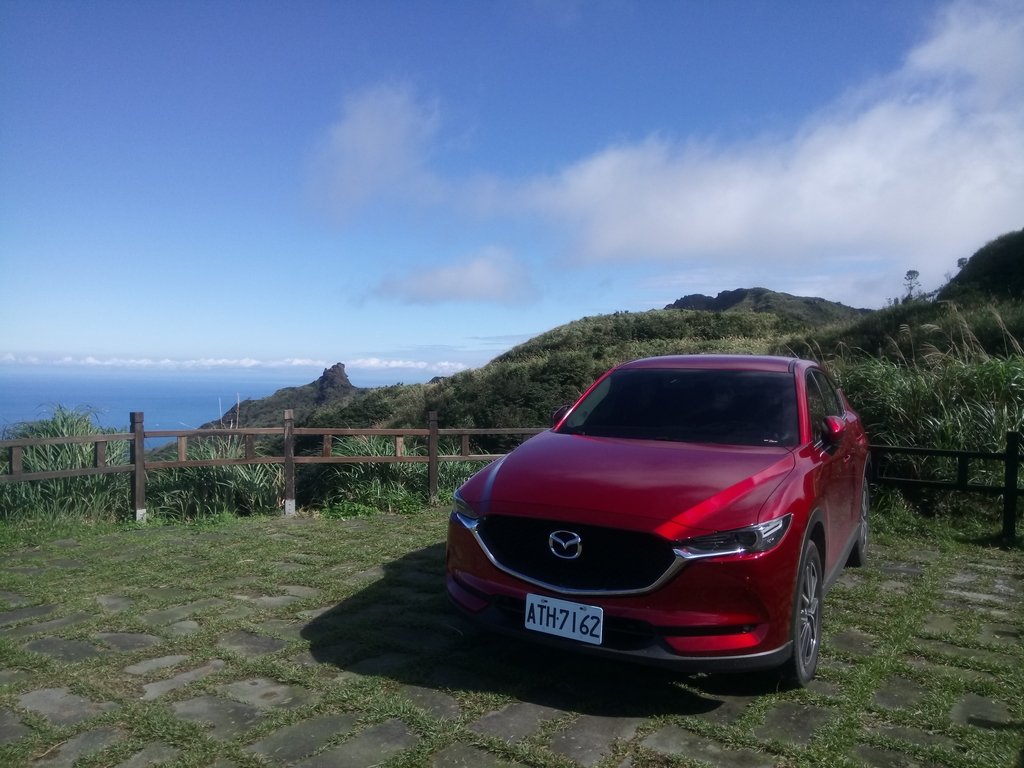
[[275, 229, 1024, 436]]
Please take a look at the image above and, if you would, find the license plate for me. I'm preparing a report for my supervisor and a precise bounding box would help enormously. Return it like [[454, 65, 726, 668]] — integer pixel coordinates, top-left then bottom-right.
[[524, 594, 603, 645]]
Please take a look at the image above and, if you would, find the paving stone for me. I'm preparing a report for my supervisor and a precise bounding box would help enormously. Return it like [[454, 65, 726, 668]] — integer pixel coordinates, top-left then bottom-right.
[[0, 669, 31, 685], [45, 558, 86, 569], [256, 619, 307, 641], [124, 654, 189, 676], [642, 724, 774, 767], [141, 598, 226, 626], [977, 622, 1022, 646], [830, 628, 877, 656], [949, 693, 1012, 729], [295, 718, 419, 767], [216, 630, 288, 657], [244, 713, 358, 763], [867, 724, 956, 749], [18, 687, 118, 726], [915, 639, 1017, 669], [95, 631, 161, 651], [904, 657, 996, 684], [470, 702, 563, 743], [23, 636, 105, 662], [919, 613, 958, 635], [2, 611, 94, 639], [5, 566, 47, 576], [35, 726, 125, 767], [400, 684, 462, 719], [0, 709, 30, 745], [141, 659, 227, 700], [692, 692, 757, 725], [217, 677, 317, 710], [944, 589, 1013, 606], [282, 585, 320, 598], [754, 702, 833, 746], [430, 742, 525, 767], [878, 563, 924, 578], [166, 620, 201, 636], [345, 652, 414, 677], [171, 695, 264, 740], [0, 592, 28, 607], [872, 677, 928, 710], [549, 714, 644, 768], [96, 595, 134, 612], [113, 741, 181, 767], [232, 593, 302, 609], [852, 743, 934, 767]]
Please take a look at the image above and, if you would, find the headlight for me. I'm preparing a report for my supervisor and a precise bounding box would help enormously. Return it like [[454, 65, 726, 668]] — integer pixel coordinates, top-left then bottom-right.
[[674, 514, 791, 560], [452, 490, 480, 525]]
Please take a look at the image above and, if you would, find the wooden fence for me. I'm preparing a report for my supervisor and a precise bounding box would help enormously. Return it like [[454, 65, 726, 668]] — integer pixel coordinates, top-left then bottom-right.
[[0, 411, 543, 521], [1, 412, 1019, 543]]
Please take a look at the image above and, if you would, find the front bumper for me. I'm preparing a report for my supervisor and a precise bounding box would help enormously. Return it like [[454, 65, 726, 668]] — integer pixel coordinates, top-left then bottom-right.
[[445, 512, 802, 672]]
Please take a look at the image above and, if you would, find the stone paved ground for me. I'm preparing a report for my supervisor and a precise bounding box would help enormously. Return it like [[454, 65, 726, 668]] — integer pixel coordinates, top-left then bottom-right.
[[0, 514, 1021, 767]]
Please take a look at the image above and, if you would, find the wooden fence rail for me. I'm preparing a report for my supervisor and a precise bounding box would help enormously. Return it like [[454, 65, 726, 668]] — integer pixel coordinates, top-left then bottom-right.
[[0, 410, 544, 521], [1, 413, 1019, 543]]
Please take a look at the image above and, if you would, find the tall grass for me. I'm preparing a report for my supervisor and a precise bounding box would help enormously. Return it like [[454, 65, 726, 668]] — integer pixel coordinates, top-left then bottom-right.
[[0, 407, 130, 524], [146, 436, 283, 522], [832, 318, 1024, 518], [298, 434, 486, 517]]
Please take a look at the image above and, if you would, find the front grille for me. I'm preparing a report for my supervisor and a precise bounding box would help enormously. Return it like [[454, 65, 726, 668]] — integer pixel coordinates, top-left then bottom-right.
[[476, 515, 678, 593]]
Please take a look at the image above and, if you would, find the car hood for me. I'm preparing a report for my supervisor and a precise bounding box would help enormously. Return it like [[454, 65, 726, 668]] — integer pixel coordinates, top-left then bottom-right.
[[460, 430, 796, 540]]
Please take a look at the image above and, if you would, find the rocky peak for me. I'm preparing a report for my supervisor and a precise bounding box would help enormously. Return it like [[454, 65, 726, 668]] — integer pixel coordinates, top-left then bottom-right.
[[316, 363, 354, 403]]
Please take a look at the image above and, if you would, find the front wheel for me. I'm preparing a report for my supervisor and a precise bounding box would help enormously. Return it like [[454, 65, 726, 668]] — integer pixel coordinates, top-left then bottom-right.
[[782, 539, 823, 687]]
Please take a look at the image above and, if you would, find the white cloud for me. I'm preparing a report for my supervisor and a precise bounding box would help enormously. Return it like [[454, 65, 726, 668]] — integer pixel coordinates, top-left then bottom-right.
[[310, 83, 445, 215], [0, 355, 329, 370], [315, 2, 1022, 307], [375, 246, 538, 305], [519, 0, 1024, 297], [349, 357, 468, 375]]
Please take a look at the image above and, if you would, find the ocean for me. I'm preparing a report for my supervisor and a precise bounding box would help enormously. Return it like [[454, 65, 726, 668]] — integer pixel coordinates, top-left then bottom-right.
[[0, 367, 326, 434]]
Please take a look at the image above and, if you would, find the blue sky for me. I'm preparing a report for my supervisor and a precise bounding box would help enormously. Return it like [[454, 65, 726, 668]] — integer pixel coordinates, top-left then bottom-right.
[[2, 0, 1022, 387]]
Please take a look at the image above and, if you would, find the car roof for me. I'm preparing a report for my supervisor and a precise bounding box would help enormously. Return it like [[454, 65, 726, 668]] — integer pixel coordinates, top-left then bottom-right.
[[615, 355, 807, 374]]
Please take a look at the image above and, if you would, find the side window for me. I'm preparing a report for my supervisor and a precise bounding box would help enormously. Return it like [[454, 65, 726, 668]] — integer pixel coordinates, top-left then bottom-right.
[[805, 370, 842, 443], [810, 370, 843, 417]]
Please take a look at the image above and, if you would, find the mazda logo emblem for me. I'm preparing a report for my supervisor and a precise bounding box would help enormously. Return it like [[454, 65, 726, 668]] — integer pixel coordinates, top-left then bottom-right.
[[548, 530, 583, 560]]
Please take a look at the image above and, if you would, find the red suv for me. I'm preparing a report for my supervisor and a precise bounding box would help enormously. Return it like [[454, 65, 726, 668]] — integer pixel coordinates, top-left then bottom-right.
[[446, 355, 870, 686]]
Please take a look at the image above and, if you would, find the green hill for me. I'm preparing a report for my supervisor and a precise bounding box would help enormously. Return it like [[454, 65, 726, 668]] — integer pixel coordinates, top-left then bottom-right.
[[664, 287, 869, 327], [225, 229, 1024, 433]]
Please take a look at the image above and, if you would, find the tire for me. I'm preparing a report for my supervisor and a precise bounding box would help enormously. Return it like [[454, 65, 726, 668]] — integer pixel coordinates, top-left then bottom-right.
[[782, 539, 823, 688], [847, 471, 870, 567]]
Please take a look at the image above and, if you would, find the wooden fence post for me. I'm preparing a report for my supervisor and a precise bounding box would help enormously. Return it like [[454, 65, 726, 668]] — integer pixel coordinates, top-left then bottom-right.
[[283, 409, 296, 517], [1003, 431, 1020, 545], [130, 412, 146, 522], [428, 411, 439, 505]]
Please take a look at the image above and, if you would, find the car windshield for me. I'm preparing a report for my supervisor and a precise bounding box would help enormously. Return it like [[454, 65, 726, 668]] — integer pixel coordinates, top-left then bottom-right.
[[558, 368, 799, 447]]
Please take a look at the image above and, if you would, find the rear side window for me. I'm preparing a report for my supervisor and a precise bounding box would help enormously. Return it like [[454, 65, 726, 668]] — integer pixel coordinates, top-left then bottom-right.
[[560, 369, 798, 447]]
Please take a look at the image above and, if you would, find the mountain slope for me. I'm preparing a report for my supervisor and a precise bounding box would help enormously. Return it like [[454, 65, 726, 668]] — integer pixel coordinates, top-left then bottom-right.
[[665, 287, 869, 326]]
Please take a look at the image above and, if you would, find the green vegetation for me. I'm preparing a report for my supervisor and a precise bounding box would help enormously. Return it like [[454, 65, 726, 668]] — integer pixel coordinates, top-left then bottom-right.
[[2, 228, 1022, 535], [0, 514, 1019, 768]]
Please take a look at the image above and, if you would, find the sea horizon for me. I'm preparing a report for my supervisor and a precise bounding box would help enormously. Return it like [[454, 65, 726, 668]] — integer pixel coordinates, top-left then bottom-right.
[[0, 365, 394, 433]]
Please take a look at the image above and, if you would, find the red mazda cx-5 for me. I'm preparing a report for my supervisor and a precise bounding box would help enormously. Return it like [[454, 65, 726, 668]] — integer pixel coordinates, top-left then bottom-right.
[[446, 355, 870, 686]]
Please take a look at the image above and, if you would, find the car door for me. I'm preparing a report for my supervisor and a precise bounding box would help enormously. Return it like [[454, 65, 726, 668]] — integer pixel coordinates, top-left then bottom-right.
[[805, 369, 854, 576]]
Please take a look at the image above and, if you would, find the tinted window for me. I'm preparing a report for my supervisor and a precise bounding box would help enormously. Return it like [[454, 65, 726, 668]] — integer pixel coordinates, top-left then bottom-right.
[[806, 370, 843, 443], [560, 369, 798, 447]]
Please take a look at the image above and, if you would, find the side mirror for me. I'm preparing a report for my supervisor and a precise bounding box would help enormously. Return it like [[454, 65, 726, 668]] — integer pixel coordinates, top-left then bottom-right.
[[821, 415, 846, 448], [551, 405, 570, 427]]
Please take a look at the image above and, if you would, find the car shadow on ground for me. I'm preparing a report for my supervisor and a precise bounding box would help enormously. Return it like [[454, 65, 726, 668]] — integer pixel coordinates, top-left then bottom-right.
[[300, 542, 788, 719]]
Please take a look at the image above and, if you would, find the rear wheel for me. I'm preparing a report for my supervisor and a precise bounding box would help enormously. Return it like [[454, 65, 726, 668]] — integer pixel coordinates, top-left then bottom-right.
[[782, 539, 822, 687]]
